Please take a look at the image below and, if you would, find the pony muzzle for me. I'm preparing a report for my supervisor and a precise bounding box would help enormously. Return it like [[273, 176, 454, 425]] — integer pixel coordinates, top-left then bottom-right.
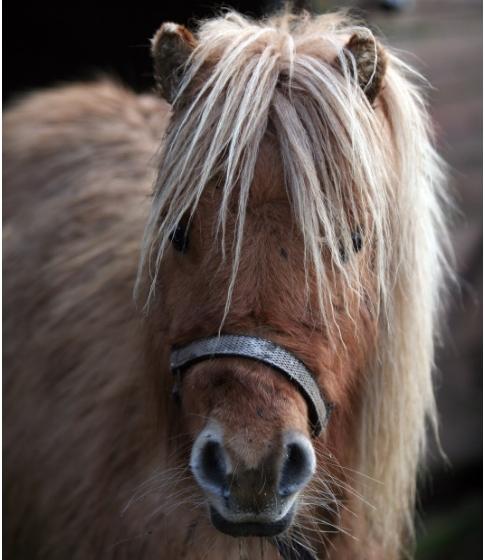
[[190, 421, 316, 536], [174, 335, 324, 535]]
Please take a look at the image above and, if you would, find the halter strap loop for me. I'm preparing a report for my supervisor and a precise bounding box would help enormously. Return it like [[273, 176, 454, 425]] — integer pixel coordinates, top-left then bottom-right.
[[170, 334, 331, 437]]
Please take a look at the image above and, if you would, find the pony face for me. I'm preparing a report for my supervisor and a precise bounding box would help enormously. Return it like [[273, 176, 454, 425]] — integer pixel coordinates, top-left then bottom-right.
[[146, 131, 379, 536]]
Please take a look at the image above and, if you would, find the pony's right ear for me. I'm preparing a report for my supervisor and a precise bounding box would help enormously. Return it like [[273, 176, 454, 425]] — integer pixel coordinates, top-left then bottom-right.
[[341, 30, 387, 105], [151, 23, 197, 104]]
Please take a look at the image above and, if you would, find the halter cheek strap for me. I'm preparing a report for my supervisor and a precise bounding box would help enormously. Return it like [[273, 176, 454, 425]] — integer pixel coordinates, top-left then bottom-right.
[[170, 334, 332, 437]]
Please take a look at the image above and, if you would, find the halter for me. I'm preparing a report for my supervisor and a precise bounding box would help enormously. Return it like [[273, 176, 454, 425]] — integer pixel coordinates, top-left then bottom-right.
[[170, 334, 331, 437]]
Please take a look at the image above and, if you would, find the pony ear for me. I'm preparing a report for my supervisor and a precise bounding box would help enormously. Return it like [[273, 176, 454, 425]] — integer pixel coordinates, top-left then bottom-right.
[[151, 23, 197, 104], [342, 31, 387, 105]]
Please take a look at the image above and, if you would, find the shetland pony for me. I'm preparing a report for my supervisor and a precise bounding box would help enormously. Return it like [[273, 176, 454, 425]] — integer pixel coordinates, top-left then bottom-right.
[[4, 10, 450, 560]]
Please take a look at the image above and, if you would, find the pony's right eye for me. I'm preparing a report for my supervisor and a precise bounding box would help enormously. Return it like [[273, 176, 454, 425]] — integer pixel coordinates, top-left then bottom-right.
[[351, 231, 363, 253], [169, 222, 189, 253]]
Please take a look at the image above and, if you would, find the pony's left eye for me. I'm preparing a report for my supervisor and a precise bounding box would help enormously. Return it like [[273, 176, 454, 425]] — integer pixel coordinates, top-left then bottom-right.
[[339, 231, 363, 262], [169, 222, 189, 253]]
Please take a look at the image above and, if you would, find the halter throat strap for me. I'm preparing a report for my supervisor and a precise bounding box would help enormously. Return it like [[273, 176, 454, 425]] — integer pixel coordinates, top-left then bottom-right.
[[170, 334, 330, 437]]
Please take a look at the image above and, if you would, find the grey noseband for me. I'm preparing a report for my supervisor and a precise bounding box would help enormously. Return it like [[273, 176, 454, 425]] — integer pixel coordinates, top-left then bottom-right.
[[170, 334, 331, 437]]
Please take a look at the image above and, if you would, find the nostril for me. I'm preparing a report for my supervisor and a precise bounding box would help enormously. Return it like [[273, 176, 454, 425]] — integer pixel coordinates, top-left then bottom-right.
[[279, 444, 306, 496], [196, 440, 228, 495], [278, 437, 316, 497]]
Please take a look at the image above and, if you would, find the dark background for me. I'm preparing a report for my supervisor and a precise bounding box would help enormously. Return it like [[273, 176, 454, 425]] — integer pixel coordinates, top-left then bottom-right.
[[4, 1, 276, 102], [4, 0, 482, 558]]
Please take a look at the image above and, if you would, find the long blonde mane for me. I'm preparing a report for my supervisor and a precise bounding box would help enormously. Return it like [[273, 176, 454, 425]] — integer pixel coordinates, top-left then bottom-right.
[[138, 10, 451, 558]]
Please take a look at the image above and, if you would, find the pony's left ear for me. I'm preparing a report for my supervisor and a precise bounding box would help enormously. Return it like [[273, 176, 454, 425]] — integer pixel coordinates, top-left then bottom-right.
[[341, 31, 387, 105], [151, 23, 197, 104]]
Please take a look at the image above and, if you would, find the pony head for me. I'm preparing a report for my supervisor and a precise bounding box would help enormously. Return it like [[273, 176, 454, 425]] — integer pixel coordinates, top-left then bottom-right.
[[137, 10, 450, 558]]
